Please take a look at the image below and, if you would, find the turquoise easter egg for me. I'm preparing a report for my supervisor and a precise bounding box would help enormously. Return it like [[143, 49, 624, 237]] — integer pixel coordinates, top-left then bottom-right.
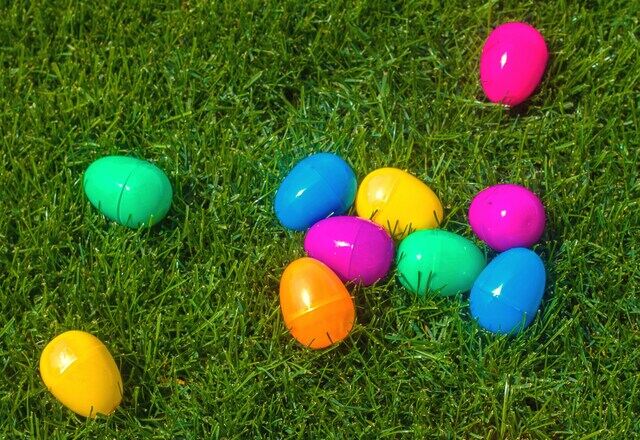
[[83, 156, 173, 228]]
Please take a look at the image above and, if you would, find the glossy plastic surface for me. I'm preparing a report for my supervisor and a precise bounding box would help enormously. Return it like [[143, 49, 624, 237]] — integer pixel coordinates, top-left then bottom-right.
[[355, 167, 443, 239], [275, 153, 357, 231], [40, 330, 123, 418], [469, 183, 545, 251], [480, 22, 548, 106], [470, 248, 546, 335], [304, 216, 394, 286], [397, 229, 486, 296], [279, 257, 355, 349], [84, 156, 172, 228]]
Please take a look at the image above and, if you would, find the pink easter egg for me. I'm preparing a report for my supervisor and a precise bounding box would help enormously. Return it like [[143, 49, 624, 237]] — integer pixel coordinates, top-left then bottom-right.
[[304, 216, 395, 286], [479, 22, 548, 106], [469, 184, 545, 251]]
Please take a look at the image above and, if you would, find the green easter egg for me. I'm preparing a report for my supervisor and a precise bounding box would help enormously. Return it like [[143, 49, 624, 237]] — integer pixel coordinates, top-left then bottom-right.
[[397, 229, 486, 296], [83, 156, 172, 228]]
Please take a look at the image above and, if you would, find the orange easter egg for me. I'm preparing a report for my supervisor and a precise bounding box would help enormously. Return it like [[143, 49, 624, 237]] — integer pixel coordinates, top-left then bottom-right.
[[279, 257, 355, 349]]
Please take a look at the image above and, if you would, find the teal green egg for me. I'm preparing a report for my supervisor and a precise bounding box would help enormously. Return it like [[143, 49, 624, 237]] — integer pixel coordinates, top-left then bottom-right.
[[83, 156, 173, 228], [396, 229, 486, 296]]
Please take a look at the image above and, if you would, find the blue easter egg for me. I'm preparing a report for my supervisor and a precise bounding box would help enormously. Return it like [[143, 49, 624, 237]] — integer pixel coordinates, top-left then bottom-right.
[[470, 247, 546, 335], [275, 153, 357, 231]]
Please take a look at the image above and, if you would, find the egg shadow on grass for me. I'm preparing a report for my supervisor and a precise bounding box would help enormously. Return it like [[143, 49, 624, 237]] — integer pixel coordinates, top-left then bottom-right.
[[531, 215, 564, 339], [507, 101, 531, 117], [339, 278, 398, 356], [130, 172, 208, 249], [154, 171, 197, 232], [351, 272, 465, 352]]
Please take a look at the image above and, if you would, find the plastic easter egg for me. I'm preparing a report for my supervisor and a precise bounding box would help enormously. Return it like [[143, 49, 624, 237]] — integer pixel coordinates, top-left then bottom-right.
[[480, 22, 548, 106], [304, 216, 395, 286], [469, 183, 545, 251], [84, 156, 172, 228], [355, 168, 443, 238], [275, 153, 357, 231], [396, 229, 486, 297], [279, 257, 355, 349], [470, 248, 546, 334], [40, 330, 123, 417]]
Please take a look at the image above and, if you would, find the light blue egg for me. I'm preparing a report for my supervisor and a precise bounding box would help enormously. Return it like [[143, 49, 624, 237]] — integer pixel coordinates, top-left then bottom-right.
[[470, 247, 546, 335], [274, 153, 357, 231]]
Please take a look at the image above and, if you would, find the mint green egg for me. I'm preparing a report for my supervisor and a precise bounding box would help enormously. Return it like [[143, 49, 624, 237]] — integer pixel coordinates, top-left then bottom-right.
[[397, 229, 486, 296], [83, 156, 172, 228]]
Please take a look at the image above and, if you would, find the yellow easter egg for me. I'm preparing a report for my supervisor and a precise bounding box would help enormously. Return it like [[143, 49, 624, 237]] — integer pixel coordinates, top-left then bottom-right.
[[356, 167, 443, 238], [40, 330, 123, 418]]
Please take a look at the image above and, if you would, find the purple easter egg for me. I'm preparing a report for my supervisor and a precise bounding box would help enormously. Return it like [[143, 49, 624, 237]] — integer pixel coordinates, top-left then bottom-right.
[[469, 183, 546, 251], [304, 216, 395, 286]]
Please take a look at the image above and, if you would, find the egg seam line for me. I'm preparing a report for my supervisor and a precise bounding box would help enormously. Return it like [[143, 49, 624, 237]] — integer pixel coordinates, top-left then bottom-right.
[[115, 164, 144, 225], [344, 223, 364, 282], [284, 296, 355, 325], [308, 164, 347, 213]]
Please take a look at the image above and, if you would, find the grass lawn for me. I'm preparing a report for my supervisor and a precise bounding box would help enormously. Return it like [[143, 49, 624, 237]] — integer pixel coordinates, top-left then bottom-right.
[[1, 0, 639, 438]]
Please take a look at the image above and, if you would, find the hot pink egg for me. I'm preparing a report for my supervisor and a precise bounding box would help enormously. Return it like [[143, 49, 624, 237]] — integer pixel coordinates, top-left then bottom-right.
[[304, 216, 395, 286], [469, 184, 545, 251], [479, 22, 548, 106]]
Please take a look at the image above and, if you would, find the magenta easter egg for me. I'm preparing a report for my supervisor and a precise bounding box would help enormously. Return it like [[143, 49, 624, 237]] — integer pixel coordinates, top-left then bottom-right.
[[304, 216, 395, 286], [480, 22, 548, 106], [469, 184, 545, 251]]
